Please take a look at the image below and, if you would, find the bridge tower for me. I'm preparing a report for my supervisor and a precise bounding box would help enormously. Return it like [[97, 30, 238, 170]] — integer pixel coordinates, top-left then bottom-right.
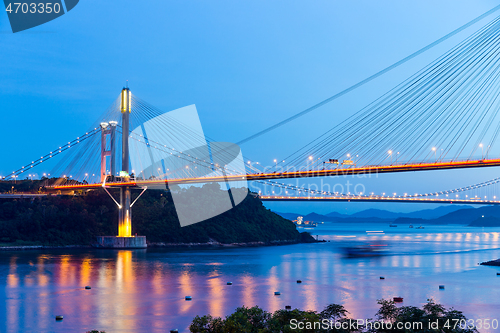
[[118, 87, 132, 237], [99, 121, 116, 182], [95, 87, 147, 248]]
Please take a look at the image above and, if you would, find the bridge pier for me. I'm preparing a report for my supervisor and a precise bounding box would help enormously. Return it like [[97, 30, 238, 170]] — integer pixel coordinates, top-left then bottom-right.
[[118, 186, 132, 237], [95, 236, 147, 248]]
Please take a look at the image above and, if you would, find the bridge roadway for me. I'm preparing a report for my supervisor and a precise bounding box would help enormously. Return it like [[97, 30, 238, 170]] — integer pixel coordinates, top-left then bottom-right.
[[0, 193, 47, 199], [46, 158, 500, 191], [2, 192, 497, 205], [259, 195, 500, 205]]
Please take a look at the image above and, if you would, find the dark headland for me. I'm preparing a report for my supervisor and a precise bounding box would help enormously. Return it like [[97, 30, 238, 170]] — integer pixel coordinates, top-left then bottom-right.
[[0, 180, 315, 248]]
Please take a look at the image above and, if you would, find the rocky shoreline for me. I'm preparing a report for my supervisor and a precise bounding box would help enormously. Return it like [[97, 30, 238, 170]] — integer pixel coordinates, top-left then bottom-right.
[[0, 245, 91, 251], [147, 238, 321, 248], [0, 239, 324, 251], [480, 258, 500, 266]]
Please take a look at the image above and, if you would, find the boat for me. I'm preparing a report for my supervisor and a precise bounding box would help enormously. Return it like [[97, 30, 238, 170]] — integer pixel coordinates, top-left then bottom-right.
[[416, 225, 425, 229], [293, 216, 317, 228], [409, 225, 413, 228], [389, 224, 397, 227], [303, 221, 317, 227], [342, 242, 389, 258], [293, 216, 304, 226]]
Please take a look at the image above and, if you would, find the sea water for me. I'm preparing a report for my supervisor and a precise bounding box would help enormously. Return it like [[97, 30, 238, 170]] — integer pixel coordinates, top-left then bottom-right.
[[1, 223, 500, 333]]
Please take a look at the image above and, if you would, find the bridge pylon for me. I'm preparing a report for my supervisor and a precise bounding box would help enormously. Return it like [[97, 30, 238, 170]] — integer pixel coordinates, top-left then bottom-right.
[[95, 87, 147, 249], [118, 87, 132, 238]]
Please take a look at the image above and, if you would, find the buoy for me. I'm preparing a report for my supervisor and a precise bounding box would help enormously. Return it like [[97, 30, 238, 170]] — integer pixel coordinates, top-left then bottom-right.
[[55, 315, 63, 321], [393, 297, 403, 303], [185, 296, 192, 301], [227, 282, 232, 285], [274, 291, 281, 296], [439, 285, 445, 290], [85, 286, 91, 290], [285, 305, 292, 310], [170, 330, 179, 333], [380, 277, 385, 280], [296, 280, 302, 283]]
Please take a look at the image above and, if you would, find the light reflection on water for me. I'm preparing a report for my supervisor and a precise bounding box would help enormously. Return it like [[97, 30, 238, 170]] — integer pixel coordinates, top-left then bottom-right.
[[1, 224, 500, 332]]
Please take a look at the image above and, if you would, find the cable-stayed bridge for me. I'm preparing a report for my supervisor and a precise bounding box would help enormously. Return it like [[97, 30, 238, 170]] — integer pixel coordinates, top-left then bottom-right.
[[4, 8, 500, 242]]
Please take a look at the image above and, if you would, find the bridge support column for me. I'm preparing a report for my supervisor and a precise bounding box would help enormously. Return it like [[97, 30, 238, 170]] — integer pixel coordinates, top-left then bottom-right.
[[118, 187, 131, 237]]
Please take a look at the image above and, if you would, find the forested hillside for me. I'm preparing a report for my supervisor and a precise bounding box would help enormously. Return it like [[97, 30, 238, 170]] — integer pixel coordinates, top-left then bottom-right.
[[0, 183, 310, 246]]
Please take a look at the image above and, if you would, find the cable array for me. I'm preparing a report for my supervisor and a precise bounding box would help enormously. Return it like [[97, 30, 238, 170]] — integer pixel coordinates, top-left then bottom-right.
[[278, 14, 500, 172]]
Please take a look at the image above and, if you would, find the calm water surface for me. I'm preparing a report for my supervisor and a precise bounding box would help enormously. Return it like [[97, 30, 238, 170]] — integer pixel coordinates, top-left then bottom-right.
[[2, 223, 500, 333]]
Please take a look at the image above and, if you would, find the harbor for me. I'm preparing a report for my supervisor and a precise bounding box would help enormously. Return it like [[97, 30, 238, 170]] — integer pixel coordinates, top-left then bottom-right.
[[2, 223, 500, 332]]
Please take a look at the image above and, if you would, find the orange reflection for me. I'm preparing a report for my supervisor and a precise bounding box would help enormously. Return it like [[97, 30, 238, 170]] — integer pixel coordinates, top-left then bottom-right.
[[116, 250, 134, 289], [179, 270, 194, 314], [37, 256, 49, 287], [151, 263, 166, 317], [208, 270, 224, 317], [7, 256, 19, 287], [6, 256, 19, 332], [242, 275, 255, 307], [58, 254, 72, 286], [268, 266, 280, 312], [79, 258, 92, 286]]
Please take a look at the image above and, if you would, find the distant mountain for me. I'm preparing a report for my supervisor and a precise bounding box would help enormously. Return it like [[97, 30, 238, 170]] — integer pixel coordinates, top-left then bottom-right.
[[325, 211, 350, 218], [326, 205, 473, 220], [396, 206, 500, 226], [469, 216, 500, 227], [274, 211, 391, 223], [351, 209, 401, 219], [303, 212, 339, 222], [304, 212, 391, 223], [273, 212, 302, 220], [273, 204, 496, 226], [403, 205, 474, 219], [274, 211, 344, 222], [435, 206, 500, 225], [392, 217, 428, 225]]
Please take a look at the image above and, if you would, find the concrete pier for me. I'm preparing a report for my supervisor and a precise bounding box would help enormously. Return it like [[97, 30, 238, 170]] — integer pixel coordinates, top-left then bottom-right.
[[94, 236, 147, 249]]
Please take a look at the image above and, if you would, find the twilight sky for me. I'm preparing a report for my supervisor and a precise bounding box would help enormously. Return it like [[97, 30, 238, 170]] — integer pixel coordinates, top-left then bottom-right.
[[1, 0, 499, 214]]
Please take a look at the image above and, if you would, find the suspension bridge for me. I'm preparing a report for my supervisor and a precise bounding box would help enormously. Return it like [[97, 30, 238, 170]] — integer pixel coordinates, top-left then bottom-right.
[[4, 6, 500, 244]]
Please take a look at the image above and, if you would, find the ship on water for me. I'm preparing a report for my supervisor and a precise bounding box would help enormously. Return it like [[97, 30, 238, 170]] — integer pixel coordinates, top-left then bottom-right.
[[293, 216, 317, 227]]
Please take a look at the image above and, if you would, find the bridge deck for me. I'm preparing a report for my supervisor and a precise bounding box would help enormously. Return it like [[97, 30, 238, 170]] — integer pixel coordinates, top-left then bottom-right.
[[259, 196, 500, 205], [47, 158, 500, 191], [0, 194, 47, 199]]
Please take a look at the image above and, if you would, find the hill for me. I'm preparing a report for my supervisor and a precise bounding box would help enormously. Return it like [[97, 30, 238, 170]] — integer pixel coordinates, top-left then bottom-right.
[[0, 184, 312, 246], [350, 208, 401, 219], [403, 205, 474, 219], [468, 215, 500, 227], [332, 205, 473, 220], [273, 204, 500, 226]]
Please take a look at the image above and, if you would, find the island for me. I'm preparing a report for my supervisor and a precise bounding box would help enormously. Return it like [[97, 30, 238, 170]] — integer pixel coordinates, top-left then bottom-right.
[[0, 181, 314, 248]]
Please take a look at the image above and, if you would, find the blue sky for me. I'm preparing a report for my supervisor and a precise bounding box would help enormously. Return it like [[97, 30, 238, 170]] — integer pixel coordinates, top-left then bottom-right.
[[1, 0, 499, 214]]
